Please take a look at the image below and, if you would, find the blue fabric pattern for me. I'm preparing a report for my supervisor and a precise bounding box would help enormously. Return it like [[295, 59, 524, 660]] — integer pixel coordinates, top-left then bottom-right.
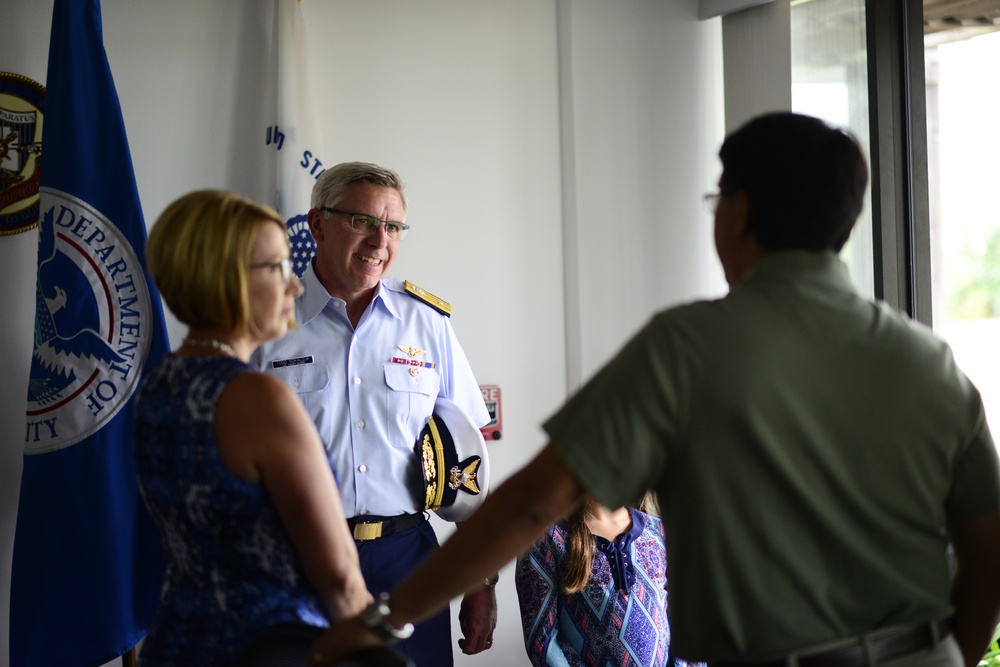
[[516, 509, 695, 667], [135, 356, 327, 666]]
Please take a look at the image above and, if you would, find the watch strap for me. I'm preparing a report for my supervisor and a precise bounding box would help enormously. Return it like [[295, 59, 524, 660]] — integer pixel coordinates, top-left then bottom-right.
[[361, 593, 414, 642]]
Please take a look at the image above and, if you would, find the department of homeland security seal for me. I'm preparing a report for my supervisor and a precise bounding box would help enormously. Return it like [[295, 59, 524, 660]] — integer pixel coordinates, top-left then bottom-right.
[[0, 72, 44, 236], [25, 188, 153, 454]]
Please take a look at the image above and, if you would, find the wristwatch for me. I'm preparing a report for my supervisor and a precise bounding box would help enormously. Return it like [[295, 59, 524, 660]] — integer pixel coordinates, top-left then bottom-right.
[[360, 593, 414, 642], [484, 572, 499, 588]]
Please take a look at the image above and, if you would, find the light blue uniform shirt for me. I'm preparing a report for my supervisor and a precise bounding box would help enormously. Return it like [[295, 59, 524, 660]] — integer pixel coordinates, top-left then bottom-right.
[[251, 263, 489, 518]]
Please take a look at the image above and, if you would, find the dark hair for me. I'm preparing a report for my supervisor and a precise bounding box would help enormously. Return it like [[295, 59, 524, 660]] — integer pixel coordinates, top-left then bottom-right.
[[718, 112, 868, 252]]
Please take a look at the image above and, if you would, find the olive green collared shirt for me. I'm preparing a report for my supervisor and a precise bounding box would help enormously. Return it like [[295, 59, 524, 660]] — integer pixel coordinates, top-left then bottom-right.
[[546, 250, 1000, 663]]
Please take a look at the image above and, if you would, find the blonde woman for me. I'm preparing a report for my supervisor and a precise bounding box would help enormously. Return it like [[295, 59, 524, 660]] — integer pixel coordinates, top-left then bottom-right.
[[135, 190, 386, 666]]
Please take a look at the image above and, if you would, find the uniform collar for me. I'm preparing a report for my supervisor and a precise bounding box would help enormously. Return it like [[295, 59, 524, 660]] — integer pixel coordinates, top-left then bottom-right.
[[297, 261, 402, 325]]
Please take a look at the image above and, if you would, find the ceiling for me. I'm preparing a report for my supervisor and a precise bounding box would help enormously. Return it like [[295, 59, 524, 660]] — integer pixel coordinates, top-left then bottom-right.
[[790, 0, 1000, 56], [925, 0, 1000, 39]]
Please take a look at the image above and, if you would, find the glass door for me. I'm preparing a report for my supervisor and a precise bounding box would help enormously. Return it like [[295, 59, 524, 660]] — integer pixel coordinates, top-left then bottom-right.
[[791, 0, 874, 298], [924, 10, 1000, 432]]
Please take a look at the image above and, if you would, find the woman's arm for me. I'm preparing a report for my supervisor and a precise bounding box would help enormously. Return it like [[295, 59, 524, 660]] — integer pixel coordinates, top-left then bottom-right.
[[216, 372, 371, 620]]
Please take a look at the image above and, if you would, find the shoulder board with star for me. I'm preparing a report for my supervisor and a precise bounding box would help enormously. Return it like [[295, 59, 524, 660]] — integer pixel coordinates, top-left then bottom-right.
[[404, 280, 452, 317]]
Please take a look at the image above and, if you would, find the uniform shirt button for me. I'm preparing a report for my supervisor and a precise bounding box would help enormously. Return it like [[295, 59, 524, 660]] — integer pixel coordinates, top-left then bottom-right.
[[357, 420, 365, 429], [354, 376, 362, 385], [293, 378, 301, 388], [358, 464, 367, 473], [359, 508, 369, 515]]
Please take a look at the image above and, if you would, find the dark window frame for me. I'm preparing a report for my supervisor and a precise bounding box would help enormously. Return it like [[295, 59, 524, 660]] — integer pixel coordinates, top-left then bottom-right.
[[867, 0, 932, 324]]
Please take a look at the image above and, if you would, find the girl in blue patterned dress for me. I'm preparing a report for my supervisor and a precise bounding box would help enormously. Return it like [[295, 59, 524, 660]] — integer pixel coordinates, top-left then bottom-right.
[[515, 494, 689, 667], [135, 190, 372, 666]]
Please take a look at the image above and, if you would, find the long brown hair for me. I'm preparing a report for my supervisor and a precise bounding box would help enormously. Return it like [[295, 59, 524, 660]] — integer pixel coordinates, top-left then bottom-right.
[[561, 492, 658, 595]]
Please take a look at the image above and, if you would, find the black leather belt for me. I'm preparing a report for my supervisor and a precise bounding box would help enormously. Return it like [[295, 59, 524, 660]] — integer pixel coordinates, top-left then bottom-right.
[[348, 513, 426, 541], [713, 620, 951, 667]]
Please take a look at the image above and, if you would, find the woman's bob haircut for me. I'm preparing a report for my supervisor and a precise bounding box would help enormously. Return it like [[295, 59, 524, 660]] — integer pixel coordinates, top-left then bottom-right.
[[147, 189, 286, 336]]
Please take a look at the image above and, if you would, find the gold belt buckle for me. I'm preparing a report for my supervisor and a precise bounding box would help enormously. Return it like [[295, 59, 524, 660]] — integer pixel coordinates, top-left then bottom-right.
[[353, 521, 383, 541]]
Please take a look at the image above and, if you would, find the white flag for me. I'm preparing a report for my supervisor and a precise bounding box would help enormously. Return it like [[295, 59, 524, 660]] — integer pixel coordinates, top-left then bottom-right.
[[268, 0, 325, 277]]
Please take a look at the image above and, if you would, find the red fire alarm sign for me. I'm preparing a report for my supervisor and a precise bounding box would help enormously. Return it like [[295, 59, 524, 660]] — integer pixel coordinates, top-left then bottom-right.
[[479, 385, 502, 441]]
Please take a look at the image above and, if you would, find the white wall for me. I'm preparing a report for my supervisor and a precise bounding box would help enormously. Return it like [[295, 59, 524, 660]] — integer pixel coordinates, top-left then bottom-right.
[[0, 2, 723, 665], [560, 0, 726, 387], [2, 3, 53, 664]]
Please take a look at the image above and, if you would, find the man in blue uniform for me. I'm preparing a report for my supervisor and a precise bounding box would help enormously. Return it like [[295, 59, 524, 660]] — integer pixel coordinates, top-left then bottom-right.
[[251, 161, 496, 666]]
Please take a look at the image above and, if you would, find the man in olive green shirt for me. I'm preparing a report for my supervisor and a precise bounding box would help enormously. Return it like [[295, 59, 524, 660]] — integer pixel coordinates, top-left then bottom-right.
[[316, 113, 1000, 667]]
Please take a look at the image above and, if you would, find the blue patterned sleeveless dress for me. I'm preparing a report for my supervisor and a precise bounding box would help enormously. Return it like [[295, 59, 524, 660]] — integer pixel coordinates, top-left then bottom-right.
[[135, 355, 327, 666]]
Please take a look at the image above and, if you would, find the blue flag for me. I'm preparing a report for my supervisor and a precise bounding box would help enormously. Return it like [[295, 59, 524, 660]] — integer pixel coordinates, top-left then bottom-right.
[[10, 1, 169, 665]]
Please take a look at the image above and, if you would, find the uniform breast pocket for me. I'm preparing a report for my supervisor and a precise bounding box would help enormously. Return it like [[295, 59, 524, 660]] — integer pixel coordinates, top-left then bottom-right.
[[269, 363, 331, 394], [384, 363, 440, 445], [267, 364, 330, 408], [268, 364, 332, 427]]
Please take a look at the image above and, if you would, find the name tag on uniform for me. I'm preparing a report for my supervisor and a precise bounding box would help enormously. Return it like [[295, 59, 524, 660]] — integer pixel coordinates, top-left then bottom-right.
[[271, 355, 314, 369]]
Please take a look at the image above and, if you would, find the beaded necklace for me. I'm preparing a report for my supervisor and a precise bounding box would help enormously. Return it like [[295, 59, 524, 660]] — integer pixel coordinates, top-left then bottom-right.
[[183, 337, 238, 358]]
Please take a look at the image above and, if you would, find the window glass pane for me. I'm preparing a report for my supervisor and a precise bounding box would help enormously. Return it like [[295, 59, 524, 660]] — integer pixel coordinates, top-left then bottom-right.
[[926, 27, 1000, 435], [790, 0, 874, 298]]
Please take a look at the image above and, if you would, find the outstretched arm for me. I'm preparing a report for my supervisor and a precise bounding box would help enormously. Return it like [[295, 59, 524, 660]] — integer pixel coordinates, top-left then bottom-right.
[[311, 444, 585, 663]]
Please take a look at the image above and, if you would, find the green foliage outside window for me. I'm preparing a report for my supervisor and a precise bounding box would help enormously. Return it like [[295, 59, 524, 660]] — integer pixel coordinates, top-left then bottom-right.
[[949, 227, 1000, 320], [979, 622, 1000, 666]]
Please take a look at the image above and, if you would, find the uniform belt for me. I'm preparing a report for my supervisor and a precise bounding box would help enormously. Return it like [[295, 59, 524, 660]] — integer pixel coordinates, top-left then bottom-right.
[[348, 513, 426, 541], [712, 619, 952, 667]]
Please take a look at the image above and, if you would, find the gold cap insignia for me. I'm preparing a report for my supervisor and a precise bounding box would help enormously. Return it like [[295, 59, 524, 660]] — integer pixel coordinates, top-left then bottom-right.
[[413, 397, 490, 522], [448, 459, 481, 495]]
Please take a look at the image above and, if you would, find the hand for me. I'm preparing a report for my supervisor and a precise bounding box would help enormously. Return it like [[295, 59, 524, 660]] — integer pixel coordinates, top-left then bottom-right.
[[457, 584, 498, 654], [339, 575, 375, 618]]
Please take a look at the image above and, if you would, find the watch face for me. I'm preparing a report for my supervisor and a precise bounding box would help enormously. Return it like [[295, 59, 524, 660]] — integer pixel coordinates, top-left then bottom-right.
[[362, 594, 414, 642], [361, 594, 389, 624]]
